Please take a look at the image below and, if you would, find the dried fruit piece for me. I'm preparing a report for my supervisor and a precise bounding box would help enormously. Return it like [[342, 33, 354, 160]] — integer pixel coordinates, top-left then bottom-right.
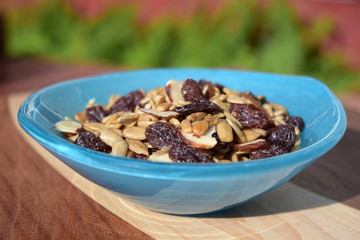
[[175, 100, 221, 117], [266, 124, 296, 151], [75, 129, 111, 153], [230, 104, 270, 129], [110, 90, 144, 113], [145, 122, 183, 148], [181, 78, 206, 102], [198, 79, 212, 99], [212, 132, 233, 153], [213, 83, 225, 94], [284, 116, 305, 131], [169, 144, 214, 163], [134, 153, 148, 160], [86, 106, 109, 123], [249, 145, 288, 160]]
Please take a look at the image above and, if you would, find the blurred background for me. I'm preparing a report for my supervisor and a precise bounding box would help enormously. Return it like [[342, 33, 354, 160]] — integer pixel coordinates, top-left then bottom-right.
[[1, 0, 360, 94]]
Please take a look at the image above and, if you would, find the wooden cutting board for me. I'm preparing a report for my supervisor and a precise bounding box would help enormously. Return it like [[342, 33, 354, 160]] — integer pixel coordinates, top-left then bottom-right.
[[8, 92, 360, 240]]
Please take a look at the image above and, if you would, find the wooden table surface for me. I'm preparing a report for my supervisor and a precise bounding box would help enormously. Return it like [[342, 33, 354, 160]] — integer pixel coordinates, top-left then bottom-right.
[[1, 58, 359, 239]]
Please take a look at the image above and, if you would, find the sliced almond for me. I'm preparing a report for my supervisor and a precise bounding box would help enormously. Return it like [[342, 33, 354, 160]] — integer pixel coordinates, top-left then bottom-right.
[[54, 120, 82, 133], [225, 117, 246, 143], [165, 79, 185, 106], [181, 125, 217, 149], [138, 108, 178, 119], [232, 139, 269, 151]]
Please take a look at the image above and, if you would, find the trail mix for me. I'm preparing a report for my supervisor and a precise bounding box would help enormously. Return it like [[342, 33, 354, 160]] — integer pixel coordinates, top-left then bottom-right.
[[54, 79, 304, 163]]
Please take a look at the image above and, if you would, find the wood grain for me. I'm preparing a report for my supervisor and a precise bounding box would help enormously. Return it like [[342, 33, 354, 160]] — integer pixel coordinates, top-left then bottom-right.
[[0, 96, 153, 239], [8, 92, 360, 240]]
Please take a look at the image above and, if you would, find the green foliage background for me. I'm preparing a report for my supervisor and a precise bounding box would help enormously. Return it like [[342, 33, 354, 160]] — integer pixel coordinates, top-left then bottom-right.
[[4, 0, 360, 93]]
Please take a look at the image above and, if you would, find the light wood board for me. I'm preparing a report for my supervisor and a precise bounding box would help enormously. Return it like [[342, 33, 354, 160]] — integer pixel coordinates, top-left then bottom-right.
[[8, 92, 360, 240]]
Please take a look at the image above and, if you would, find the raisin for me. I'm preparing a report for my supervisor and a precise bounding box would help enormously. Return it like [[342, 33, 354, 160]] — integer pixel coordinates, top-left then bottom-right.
[[266, 124, 296, 151], [86, 106, 109, 123], [134, 153, 148, 160], [145, 122, 183, 148], [75, 129, 111, 153], [175, 100, 221, 117], [169, 144, 214, 163], [198, 79, 212, 100], [109, 90, 144, 113], [181, 78, 206, 102], [212, 132, 232, 153], [284, 116, 305, 131], [230, 103, 270, 129], [249, 144, 288, 160]]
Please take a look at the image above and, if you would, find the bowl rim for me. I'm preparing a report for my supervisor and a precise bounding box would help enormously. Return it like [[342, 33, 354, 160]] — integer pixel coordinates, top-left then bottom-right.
[[18, 68, 347, 179]]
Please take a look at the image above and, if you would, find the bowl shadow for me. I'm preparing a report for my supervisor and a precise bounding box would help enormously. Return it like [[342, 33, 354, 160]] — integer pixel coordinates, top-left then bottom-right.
[[191, 127, 360, 218]]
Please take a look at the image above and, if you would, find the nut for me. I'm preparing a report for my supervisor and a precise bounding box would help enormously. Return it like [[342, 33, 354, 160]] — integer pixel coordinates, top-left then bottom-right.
[[123, 126, 146, 140], [192, 119, 209, 135], [100, 128, 123, 147], [127, 139, 149, 156], [223, 110, 243, 129], [216, 121, 233, 143], [263, 103, 274, 117], [111, 140, 128, 157], [223, 87, 238, 98], [186, 112, 207, 122], [102, 113, 119, 125], [181, 119, 192, 133], [107, 94, 121, 108], [227, 96, 250, 104], [74, 111, 87, 123], [231, 152, 239, 162], [118, 113, 140, 125], [168, 118, 181, 129], [137, 121, 156, 128], [156, 103, 171, 112], [83, 122, 105, 136], [138, 113, 159, 122], [251, 128, 267, 137], [243, 129, 261, 142], [54, 120, 82, 134], [225, 117, 246, 143], [232, 139, 269, 151]]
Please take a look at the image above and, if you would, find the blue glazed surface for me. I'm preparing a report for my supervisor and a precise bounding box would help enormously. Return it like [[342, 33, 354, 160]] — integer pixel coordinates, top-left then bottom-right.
[[18, 68, 346, 214]]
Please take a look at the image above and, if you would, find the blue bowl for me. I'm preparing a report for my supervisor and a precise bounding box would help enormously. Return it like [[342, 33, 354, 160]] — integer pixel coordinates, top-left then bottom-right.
[[18, 68, 346, 215]]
